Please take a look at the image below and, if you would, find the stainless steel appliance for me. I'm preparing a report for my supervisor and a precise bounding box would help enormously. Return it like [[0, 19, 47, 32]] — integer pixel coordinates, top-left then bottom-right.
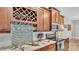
[[51, 24, 59, 32], [51, 24, 65, 51], [46, 33, 65, 51], [46, 32, 56, 41], [37, 33, 44, 41], [56, 38, 64, 51]]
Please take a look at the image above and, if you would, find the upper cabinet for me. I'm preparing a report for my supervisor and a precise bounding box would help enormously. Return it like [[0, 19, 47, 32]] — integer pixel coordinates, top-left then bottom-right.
[[13, 7, 51, 32], [0, 7, 65, 33], [59, 15, 64, 25], [49, 7, 64, 25], [37, 8, 50, 31], [13, 7, 64, 32], [37, 8, 44, 31], [0, 7, 12, 33], [55, 10, 60, 24], [43, 8, 50, 31], [49, 7, 60, 24]]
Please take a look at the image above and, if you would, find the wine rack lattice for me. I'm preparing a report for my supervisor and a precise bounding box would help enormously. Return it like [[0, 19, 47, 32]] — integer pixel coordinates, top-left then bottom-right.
[[13, 7, 37, 22]]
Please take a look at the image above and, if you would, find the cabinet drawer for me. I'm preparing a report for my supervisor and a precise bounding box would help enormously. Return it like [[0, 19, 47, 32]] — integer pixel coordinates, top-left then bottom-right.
[[64, 38, 69, 51]]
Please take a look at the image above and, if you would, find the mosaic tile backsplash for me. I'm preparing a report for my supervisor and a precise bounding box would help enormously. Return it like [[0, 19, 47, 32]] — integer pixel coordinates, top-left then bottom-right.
[[11, 21, 33, 46]]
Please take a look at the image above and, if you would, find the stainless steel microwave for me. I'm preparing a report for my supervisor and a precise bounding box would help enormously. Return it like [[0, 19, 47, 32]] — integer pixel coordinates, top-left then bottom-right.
[[51, 24, 59, 31]]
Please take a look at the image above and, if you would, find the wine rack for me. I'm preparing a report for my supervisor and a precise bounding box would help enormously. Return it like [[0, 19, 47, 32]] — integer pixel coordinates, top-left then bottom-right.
[[13, 7, 37, 22], [13, 7, 37, 31]]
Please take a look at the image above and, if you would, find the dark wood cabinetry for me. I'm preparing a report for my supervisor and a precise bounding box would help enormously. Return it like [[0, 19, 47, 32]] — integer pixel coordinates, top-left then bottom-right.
[[0, 7, 12, 33], [64, 38, 69, 51]]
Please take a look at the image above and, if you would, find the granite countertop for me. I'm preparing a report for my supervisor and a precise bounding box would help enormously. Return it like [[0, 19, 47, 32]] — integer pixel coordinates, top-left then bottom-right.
[[0, 33, 56, 51], [2, 39, 56, 51], [23, 40, 56, 51], [56, 31, 69, 39]]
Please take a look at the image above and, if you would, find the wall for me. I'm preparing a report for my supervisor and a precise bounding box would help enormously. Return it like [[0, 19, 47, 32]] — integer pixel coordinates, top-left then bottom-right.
[[0, 33, 11, 48], [64, 17, 72, 39], [59, 17, 72, 39], [11, 21, 33, 46], [72, 20, 79, 39]]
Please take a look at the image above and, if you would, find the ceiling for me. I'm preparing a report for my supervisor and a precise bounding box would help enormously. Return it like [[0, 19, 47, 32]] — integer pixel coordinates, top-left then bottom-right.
[[56, 7, 79, 20]]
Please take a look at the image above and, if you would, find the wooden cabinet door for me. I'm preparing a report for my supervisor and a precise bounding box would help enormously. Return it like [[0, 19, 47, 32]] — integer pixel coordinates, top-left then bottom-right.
[[64, 38, 69, 51], [60, 15, 64, 25], [43, 9, 50, 31], [61, 16, 64, 24], [51, 10, 56, 23], [51, 9, 60, 24], [0, 7, 12, 32], [59, 15, 62, 24], [37, 8, 44, 31], [37, 8, 51, 31], [56, 12, 60, 24], [48, 44, 56, 51]]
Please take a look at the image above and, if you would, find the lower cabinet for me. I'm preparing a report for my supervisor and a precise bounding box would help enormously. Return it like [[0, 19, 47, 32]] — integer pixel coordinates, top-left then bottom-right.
[[35, 43, 56, 51], [64, 38, 69, 51]]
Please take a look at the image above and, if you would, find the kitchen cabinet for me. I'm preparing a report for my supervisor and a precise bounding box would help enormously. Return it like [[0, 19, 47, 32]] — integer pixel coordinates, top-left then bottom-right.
[[64, 38, 69, 51], [37, 8, 44, 31], [37, 8, 51, 31], [13, 7, 51, 32], [56, 11, 60, 24], [0, 7, 12, 33], [59, 15, 64, 25], [35, 43, 56, 51], [43, 8, 50, 31], [49, 7, 60, 24]]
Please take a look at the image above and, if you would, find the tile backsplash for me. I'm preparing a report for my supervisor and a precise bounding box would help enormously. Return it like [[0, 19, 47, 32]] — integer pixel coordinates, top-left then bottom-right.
[[0, 33, 11, 48], [11, 21, 33, 46]]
